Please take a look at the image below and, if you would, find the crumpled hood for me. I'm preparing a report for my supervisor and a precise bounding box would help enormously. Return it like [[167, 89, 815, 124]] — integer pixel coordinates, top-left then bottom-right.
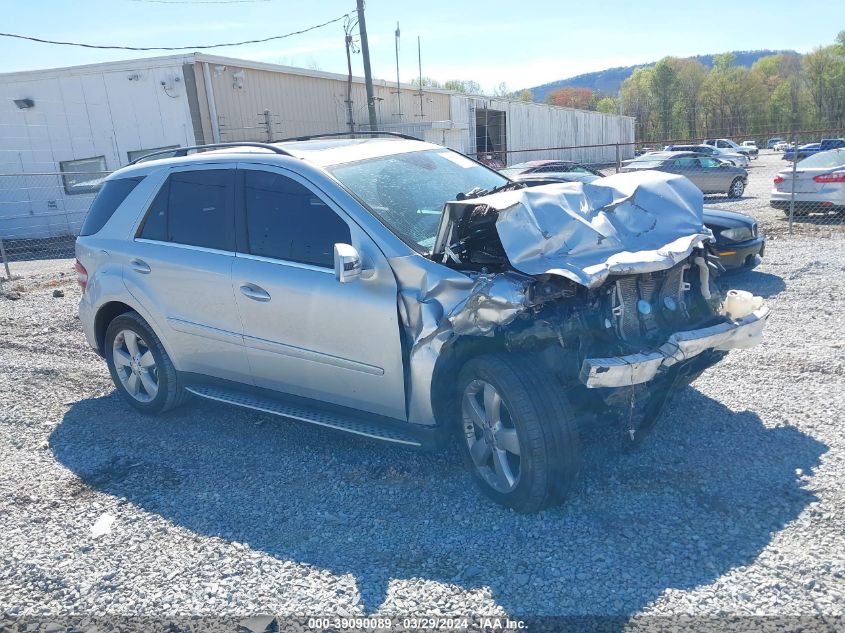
[[437, 171, 713, 288]]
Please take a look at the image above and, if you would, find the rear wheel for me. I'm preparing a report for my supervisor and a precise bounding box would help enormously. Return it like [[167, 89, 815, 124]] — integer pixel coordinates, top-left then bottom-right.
[[457, 354, 579, 513], [105, 311, 187, 414], [728, 178, 745, 198]]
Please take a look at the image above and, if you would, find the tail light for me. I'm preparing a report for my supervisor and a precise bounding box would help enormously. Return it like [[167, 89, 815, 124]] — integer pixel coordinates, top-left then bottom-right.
[[773, 175, 785, 184], [74, 259, 88, 289], [813, 171, 845, 183]]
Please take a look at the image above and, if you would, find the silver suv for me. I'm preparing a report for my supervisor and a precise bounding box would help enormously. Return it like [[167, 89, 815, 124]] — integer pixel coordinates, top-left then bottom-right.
[[76, 134, 770, 512]]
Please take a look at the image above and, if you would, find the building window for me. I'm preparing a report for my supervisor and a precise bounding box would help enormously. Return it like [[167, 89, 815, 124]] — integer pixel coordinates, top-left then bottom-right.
[[59, 156, 108, 195], [127, 146, 180, 164]]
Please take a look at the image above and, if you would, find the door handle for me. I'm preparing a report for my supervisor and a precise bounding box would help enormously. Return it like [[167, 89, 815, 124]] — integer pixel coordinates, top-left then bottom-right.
[[239, 284, 271, 302], [130, 258, 151, 274]]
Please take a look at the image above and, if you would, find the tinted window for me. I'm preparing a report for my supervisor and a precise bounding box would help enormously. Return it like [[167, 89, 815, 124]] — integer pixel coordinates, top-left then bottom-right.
[[138, 170, 235, 251], [674, 158, 700, 169], [80, 177, 143, 236], [244, 170, 350, 268]]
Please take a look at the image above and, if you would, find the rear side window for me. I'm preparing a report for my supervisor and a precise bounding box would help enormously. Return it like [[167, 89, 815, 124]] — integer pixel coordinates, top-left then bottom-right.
[[243, 169, 350, 268], [79, 177, 143, 236], [138, 170, 235, 251]]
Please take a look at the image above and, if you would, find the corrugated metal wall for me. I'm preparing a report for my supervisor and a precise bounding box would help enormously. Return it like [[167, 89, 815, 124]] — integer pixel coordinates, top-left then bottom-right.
[[451, 95, 635, 165], [196, 59, 451, 141]]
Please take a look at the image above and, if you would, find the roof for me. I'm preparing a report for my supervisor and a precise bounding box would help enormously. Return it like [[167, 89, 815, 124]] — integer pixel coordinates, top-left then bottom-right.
[[109, 137, 442, 178], [0, 51, 455, 96]]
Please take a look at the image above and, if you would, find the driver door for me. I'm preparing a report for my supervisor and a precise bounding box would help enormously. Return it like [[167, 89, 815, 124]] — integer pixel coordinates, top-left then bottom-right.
[[231, 164, 407, 420]]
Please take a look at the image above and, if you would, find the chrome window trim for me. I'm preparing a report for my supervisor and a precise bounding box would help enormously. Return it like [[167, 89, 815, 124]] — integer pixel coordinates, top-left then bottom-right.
[[135, 238, 234, 257], [235, 251, 333, 274]]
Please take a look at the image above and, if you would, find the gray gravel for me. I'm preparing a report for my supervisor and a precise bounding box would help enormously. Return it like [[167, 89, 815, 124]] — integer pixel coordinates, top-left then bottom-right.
[[1, 154, 844, 629]]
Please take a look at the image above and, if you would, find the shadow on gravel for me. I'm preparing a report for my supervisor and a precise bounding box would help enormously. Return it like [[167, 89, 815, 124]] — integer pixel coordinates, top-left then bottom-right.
[[51, 388, 825, 622], [718, 269, 786, 299]]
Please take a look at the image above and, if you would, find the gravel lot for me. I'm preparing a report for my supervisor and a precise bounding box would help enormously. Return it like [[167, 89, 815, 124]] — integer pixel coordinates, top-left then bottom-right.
[[1, 152, 844, 631]]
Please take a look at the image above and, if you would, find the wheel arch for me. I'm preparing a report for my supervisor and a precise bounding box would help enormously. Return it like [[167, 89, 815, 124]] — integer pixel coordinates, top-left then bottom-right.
[[430, 335, 506, 430], [93, 299, 178, 367]]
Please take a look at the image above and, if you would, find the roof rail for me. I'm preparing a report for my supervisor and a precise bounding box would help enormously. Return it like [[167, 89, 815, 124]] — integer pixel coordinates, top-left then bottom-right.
[[275, 130, 421, 142], [129, 142, 293, 165]]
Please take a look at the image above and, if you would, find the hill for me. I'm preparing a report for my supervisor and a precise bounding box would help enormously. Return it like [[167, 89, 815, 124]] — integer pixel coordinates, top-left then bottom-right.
[[528, 50, 797, 102]]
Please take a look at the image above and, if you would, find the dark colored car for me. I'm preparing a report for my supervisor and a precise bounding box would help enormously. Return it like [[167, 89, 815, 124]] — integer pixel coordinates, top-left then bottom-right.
[[510, 171, 600, 186], [500, 160, 603, 179], [703, 207, 765, 271], [513, 173, 764, 271], [621, 151, 748, 197]]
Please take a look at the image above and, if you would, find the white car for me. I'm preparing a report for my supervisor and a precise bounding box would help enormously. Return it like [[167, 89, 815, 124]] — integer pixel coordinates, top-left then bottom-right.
[[771, 148, 845, 215], [704, 138, 757, 160], [774, 141, 794, 152]]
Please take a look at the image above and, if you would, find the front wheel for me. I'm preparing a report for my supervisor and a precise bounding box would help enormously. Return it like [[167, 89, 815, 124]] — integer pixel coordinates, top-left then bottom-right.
[[105, 311, 187, 414], [728, 178, 745, 198], [456, 354, 580, 513]]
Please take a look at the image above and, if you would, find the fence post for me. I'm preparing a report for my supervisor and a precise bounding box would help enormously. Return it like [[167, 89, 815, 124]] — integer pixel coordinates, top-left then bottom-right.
[[615, 143, 621, 173], [0, 237, 11, 282], [788, 132, 798, 234]]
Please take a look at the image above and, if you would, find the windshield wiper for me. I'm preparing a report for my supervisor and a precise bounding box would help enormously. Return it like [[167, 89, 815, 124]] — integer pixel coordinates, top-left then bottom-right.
[[455, 181, 525, 201]]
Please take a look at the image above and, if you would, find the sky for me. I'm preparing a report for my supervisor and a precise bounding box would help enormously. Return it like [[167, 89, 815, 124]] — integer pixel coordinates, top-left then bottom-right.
[[0, 0, 841, 92]]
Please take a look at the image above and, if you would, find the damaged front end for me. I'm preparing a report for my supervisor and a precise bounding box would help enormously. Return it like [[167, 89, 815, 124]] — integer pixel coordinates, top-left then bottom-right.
[[396, 171, 769, 433]]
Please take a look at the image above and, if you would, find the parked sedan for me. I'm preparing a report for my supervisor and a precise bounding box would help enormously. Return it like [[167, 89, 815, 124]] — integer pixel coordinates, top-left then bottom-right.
[[771, 148, 845, 215], [511, 172, 764, 271], [509, 171, 600, 186], [664, 144, 749, 167], [704, 207, 765, 271], [621, 151, 748, 197], [500, 160, 603, 179]]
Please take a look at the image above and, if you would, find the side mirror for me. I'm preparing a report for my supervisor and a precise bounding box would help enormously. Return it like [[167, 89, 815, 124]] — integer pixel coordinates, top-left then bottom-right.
[[334, 243, 362, 283]]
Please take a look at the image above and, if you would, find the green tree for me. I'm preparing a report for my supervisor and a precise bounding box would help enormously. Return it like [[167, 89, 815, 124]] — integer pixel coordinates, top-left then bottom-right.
[[649, 58, 679, 139], [595, 96, 618, 114]]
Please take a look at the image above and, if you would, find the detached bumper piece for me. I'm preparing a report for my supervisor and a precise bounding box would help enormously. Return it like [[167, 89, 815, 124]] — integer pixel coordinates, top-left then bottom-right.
[[579, 306, 770, 388]]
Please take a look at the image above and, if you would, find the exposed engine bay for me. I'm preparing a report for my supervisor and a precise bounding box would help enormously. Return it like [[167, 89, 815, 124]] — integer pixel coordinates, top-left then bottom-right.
[[394, 171, 769, 433]]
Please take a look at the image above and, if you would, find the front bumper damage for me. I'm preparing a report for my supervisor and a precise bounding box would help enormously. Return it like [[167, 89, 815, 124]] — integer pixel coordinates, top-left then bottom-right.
[[580, 306, 770, 388]]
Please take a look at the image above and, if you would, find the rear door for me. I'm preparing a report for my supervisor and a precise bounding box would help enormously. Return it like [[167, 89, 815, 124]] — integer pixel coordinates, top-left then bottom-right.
[[231, 164, 407, 419], [123, 165, 251, 382], [671, 157, 712, 192]]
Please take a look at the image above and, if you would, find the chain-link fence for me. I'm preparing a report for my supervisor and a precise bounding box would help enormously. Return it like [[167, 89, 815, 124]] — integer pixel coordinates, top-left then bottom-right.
[[1, 132, 843, 285]]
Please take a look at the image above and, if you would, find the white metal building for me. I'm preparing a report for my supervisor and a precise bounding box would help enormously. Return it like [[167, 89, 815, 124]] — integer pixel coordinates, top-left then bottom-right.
[[0, 52, 634, 239]]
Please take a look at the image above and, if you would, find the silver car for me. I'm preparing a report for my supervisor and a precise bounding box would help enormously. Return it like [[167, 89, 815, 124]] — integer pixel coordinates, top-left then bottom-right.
[[622, 151, 748, 197], [76, 135, 769, 512], [771, 148, 845, 215]]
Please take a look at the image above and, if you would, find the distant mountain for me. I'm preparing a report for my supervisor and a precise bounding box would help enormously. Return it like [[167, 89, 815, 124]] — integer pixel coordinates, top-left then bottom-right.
[[528, 50, 798, 102]]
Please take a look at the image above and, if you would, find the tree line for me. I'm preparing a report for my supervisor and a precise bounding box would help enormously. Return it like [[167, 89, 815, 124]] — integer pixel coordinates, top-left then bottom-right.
[[542, 33, 845, 142]]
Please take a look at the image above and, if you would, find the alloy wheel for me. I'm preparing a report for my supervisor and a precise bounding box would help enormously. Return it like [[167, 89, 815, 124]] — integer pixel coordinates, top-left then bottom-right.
[[112, 329, 159, 403], [461, 379, 522, 493]]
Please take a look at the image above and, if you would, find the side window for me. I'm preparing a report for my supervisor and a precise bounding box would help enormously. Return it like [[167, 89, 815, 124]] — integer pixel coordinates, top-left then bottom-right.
[[674, 158, 700, 169], [138, 169, 235, 251], [80, 177, 143, 236], [243, 169, 351, 268], [700, 158, 720, 168]]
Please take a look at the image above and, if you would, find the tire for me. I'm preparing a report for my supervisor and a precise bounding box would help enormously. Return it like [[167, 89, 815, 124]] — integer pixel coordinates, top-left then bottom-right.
[[456, 354, 579, 513], [105, 311, 188, 414], [728, 178, 745, 198]]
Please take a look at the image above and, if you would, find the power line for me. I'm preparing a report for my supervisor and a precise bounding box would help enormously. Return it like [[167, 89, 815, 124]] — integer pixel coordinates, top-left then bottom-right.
[[0, 12, 351, 51]]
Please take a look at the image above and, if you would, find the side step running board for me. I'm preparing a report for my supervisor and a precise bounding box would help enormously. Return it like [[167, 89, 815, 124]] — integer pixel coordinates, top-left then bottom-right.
[[185, 384, 436, 448]]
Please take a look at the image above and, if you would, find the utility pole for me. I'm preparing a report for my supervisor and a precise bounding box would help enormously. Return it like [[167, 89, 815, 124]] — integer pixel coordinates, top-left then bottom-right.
[[417, 36, 424, 118], [356, 0, 378, 130], [394, 22, 402, 118]]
